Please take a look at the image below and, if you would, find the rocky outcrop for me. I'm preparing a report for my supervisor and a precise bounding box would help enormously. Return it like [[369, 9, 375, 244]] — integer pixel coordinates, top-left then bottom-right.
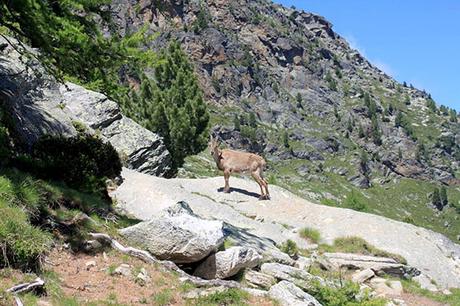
[[193, 247, 262, 279], [119, 202, 225, 264], [320, 253, 418, 278], [0, 37, 78, 147], [0, 36, 172, 176], [268, 280, 322, 306], [61, 83, 171, 176], [260, 263, 325, 291], [112, 169, 460, 289]]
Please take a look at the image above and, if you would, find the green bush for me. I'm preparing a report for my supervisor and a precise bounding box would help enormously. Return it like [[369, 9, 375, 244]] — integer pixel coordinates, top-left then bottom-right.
[[279, 239, 299, 258], [299, 227, 321, 244], [309, 280, 387, 306], [17, 135, 121, 192], [194, 288, 250, 305]]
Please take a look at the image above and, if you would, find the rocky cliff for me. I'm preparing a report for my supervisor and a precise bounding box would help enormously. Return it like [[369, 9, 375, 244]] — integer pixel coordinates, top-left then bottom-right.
[[109, 0, 460, 183]]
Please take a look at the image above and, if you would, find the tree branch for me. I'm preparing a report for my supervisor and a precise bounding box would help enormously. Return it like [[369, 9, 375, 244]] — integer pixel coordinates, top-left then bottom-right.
[[6, 277, 45, 294]]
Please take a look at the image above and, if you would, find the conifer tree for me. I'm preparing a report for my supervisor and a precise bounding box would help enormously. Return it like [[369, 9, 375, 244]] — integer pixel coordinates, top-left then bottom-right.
[[249, 112, 257, 128], [233, 114, 241, 131], [432, 188, 442, 210], [282, 131, 290, 148], [450, 109, 458, 123], [371, 116, 382, 145], [138, 41, 209, 169], [440, 186, 448, 208]]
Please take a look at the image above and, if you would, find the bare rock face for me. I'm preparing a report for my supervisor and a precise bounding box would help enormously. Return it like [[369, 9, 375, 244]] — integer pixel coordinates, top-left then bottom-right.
[[61, 83, 172, 176], [0, 36, 172, 176], [119, 202, 225, 264], [193, 246, 262, 279], [0, 37, 78, 148], [268, 280, 322, 306]]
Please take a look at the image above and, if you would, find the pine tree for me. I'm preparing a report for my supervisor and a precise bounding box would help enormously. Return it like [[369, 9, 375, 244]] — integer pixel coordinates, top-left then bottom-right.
[[440, 186, 448, 208], [371, 116, 382, 145], [432, 188, 442, 210], [334, 106, 341, 122], [347, 118, 354, 133], [404, 95, 411, 105], [233, 114, 241, 131], [358, 124, 365, 138], [249, 112, 257, 128], [395, 112, 404, 128], [141, 41, 209, 169], [450, 109, 458, 123], [296, 93, 303, 109], [282, 131, 290, 148], [360, 150, 369, 176]]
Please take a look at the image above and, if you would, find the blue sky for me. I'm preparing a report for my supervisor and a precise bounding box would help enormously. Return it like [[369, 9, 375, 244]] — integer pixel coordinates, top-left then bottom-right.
[[274, 0, 460, 111]]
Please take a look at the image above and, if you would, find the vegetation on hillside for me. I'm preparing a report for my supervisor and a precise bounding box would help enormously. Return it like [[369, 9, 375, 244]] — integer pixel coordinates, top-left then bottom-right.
[[127, 41, 210, 168]]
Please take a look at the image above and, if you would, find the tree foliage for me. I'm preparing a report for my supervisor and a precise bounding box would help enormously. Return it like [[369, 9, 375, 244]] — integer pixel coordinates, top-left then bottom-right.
[[0, 0, 155, 95], [129, 41, 210, 169]]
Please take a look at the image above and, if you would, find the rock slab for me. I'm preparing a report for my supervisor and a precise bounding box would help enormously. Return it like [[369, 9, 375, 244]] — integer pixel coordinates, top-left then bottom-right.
[[268, 280, 322, 306], [119, 202, 225, 264]]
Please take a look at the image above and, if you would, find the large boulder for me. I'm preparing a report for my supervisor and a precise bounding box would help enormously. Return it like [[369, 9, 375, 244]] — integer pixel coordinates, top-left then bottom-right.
[[193, 246, 262, 279], [0, 36, 172, 176], [268, 280, 322, 306], [119, 202, 225, 264]]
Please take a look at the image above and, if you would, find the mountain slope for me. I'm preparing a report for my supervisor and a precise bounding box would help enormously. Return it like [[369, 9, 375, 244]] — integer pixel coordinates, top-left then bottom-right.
[[107, 0, 460, 240]]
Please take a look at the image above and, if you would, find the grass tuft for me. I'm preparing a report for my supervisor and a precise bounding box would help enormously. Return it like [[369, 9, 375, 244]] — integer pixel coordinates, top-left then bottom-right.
[[320, 236, 407, 264], [299, 227, 321, 243]]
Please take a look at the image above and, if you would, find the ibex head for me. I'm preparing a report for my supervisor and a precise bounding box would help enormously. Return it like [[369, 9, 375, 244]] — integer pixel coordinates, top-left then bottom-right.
[[209, 135, 222, 160]]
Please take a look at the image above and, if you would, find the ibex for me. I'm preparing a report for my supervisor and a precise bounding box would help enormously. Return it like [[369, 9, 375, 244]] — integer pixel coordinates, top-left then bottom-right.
[[209, 136, 270, 200]]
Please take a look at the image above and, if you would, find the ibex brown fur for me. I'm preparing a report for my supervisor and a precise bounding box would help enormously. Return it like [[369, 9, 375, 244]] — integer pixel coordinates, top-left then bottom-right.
[[209, 136, 270, 200]]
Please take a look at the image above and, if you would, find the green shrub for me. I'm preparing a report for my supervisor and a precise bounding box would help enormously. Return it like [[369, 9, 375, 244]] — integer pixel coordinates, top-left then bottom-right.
[[279, 239, 299, 258], [17, 135, 121, 192], [193, 288, 250, 305], [299, 227, 321, 244], [308, 280, 387, 306]]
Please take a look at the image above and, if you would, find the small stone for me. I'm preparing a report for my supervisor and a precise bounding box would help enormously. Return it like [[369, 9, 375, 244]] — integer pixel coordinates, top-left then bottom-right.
[[352, 268, 375, 283], [85, 260, 97, 270], [244, 270, 276, 289], [114, 264, 132, 277], [135, 268, 151, 286]]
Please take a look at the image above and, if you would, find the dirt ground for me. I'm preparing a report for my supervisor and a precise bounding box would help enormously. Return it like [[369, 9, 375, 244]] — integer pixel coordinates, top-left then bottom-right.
[[44, 247, 273, 305]]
